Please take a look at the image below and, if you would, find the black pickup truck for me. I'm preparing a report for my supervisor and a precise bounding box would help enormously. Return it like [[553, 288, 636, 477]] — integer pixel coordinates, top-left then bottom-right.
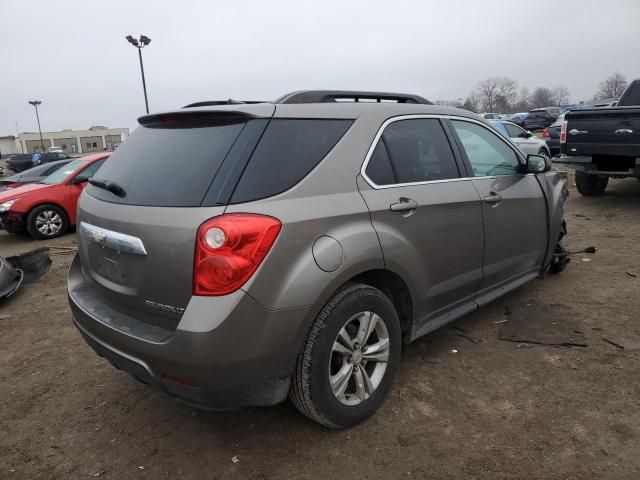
[[555, 79, 640, 195]]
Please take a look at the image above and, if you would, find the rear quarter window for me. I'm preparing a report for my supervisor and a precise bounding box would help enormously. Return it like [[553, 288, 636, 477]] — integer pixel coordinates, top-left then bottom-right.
[[230, 119, 352, 203]]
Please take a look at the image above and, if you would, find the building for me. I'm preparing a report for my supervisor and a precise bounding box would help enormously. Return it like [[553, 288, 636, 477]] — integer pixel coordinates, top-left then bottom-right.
[[16, 126, 130, 154], [0, 136, 20, 158]]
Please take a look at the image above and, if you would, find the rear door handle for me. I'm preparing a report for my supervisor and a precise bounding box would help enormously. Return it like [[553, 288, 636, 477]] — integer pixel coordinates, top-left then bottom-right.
[[390, 197, 419, 213], [483, 192, 503, 205]]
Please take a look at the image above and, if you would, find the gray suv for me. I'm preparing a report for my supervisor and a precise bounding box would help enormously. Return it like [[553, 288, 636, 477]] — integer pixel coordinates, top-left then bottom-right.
[[68, 90, 569, 428]]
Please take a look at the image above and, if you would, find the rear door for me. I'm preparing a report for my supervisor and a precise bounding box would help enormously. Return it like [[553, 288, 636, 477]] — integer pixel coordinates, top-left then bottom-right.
[[448, 119, 547, 298], [359, 116, 484, 326]]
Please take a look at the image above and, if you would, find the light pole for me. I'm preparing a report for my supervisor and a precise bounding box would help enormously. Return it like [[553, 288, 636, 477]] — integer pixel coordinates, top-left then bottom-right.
[[126, 34, 152, 114], [28, 100, 45, 152]]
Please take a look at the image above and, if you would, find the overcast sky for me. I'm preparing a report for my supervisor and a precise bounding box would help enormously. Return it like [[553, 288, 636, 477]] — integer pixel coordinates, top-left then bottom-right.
[[1, 0, 638, 134]]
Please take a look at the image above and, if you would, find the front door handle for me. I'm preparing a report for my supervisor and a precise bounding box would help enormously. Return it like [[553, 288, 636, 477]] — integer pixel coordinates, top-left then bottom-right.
[[483, 192, 503, 205], [390, 197, 419, 213]]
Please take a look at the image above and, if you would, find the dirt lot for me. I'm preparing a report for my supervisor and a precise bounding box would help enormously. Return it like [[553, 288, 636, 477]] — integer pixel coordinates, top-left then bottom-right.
[[1, 171, 640, 480]]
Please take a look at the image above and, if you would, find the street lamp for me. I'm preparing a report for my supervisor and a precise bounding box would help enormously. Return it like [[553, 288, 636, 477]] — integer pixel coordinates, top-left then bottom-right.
[[28, 100, 45, 152], [126, 34, 152, 114]]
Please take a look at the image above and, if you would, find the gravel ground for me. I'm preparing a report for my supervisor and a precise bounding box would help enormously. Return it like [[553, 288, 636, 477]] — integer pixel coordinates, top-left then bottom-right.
[[1, 169, 640, 480]]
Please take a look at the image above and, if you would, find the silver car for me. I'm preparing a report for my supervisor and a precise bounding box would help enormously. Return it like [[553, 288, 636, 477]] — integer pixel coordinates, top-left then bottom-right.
[[68, 90, 568, 428], [490, 120, 551, 157]]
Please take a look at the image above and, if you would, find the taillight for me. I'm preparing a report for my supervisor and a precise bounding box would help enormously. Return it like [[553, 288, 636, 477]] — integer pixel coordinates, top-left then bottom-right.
[[193, 214, 281, 296], [542, 128, 550, 138], [560, 120, 568, 143]]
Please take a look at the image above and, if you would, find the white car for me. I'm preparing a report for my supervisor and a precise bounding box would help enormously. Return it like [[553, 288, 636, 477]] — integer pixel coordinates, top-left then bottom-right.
[[489, 120, 551, 157]]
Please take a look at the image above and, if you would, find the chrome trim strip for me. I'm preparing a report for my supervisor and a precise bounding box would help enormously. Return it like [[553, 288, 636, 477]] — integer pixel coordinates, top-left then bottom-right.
[[79, 222, 147, 256], [359, 114, 527, 190]]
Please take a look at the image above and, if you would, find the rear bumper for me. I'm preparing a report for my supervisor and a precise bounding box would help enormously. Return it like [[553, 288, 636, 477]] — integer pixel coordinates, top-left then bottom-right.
[[68, 253, 320, 409], [553, 155, 640, 176]]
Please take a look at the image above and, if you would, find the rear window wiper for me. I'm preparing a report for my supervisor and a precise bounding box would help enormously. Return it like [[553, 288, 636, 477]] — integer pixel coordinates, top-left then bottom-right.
[[88, 178, 126, 197]]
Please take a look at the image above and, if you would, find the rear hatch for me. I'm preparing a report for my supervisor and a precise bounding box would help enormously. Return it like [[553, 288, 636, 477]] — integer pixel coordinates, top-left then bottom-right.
[[74, 105, 274, 332], [564, 107, 640, 157]]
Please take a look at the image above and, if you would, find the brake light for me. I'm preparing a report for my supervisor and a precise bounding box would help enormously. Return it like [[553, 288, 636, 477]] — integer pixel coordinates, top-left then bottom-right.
[[193, 214, 281, 296], [542, 128, 550, 138], [560, 120, 568, 143]]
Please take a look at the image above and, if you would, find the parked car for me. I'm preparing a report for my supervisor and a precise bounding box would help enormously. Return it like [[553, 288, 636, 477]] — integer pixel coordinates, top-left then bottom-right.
[[556, 79, 640, 195], [0, 159, 73, 191], [67, 90, 568, 429], [523, 108, 558, 130], [542, 114, 565, 156], [0, 153, 109, 239], [508, 112, 528, 126], [6, 151, 72, 173], [490, 120, 551, 157]]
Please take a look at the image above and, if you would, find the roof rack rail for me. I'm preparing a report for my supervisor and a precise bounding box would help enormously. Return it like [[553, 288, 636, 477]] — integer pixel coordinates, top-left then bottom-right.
[[275, 90, 432, 105], [183, 99, 267, 108]]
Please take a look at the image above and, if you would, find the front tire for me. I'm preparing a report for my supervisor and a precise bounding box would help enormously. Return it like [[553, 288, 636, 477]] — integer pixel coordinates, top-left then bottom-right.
[[26, 204, 69, 240], [290, 283, 402, 428], [575, 171, 608, 196]]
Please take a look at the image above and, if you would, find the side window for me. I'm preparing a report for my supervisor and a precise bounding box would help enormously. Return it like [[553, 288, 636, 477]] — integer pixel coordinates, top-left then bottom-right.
[[365, 142, 396, 185], [451, 120, 521, 177], [230, 119, 352, 203], [504, 123, 525, 138], [367, 119, 459, 185], [77, 159, 106, 180]]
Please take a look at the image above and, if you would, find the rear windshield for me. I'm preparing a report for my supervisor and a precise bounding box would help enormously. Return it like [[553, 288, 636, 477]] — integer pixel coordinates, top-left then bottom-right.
[[86, 120, 247, 206], [41, 160, 86, 184]]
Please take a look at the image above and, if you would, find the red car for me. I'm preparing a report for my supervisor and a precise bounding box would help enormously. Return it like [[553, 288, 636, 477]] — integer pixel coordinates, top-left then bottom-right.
[[0, 153, 110, 239]]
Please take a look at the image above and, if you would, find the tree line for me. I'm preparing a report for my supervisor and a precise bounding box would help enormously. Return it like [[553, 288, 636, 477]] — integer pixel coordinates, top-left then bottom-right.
[[462, 72, 629, 113]]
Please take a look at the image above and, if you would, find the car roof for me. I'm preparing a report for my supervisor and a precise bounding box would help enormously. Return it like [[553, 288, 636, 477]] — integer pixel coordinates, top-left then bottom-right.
[[140, 90, 483, 123]]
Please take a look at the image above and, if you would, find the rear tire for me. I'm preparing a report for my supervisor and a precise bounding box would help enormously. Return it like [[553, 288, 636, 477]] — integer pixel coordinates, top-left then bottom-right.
[[290, 283, 401, 428], [575, 171, 608, 196], [538, 148, 550, 158], [26, 204, 69, 240]]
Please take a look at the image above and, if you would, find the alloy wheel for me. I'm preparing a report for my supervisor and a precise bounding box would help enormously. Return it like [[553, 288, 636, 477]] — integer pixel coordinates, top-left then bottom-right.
[[328, 311, 390, 406]]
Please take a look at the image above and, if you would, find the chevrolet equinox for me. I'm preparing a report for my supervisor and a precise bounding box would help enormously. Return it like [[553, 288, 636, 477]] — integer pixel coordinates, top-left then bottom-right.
[[68, 90, 569, 428]]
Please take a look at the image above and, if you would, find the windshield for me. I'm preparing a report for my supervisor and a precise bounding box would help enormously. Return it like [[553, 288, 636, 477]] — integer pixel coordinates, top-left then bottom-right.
[[41, 160, 86, 184], [551, 114, 565, 127], [490, 121, 509, 138]]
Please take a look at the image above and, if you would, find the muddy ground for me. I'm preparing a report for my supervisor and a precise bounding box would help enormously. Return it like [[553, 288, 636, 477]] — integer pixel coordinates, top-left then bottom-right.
[[1, 170, 639, 479]]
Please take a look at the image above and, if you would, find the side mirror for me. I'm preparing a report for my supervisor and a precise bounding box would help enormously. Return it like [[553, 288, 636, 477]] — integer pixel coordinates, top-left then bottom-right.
[[519, 131, 533, 138], [71, 175, 88, 185], [526, 154, 551, 173]]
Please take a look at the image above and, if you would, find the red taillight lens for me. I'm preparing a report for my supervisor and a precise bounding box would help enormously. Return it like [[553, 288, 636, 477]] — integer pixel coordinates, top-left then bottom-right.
[[193, 214, 281, 296], [560, 120, 568, 144], [542, 128, 550, 138]]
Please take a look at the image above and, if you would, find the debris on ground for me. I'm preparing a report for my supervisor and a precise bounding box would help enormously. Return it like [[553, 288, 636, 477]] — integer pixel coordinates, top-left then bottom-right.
[[603, 338, 625, 349], [626, 271, 637, 278], [232, 455, 240, 464], [602, 338, 640, 351], [0, 248, 51, 300], [499, 303, 587, 347], [0, 314, 11, 320]]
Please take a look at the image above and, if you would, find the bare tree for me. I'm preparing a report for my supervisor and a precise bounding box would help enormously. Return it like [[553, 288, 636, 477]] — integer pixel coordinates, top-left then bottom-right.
[[530, 87, 554, 108], [463, 90, 480, 112], [597, 72, 628, 99], [497, 77, 519, 109], [514, 86, 531, 112], [476, 77, 501, 112], [551, 85, 570, 106]]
